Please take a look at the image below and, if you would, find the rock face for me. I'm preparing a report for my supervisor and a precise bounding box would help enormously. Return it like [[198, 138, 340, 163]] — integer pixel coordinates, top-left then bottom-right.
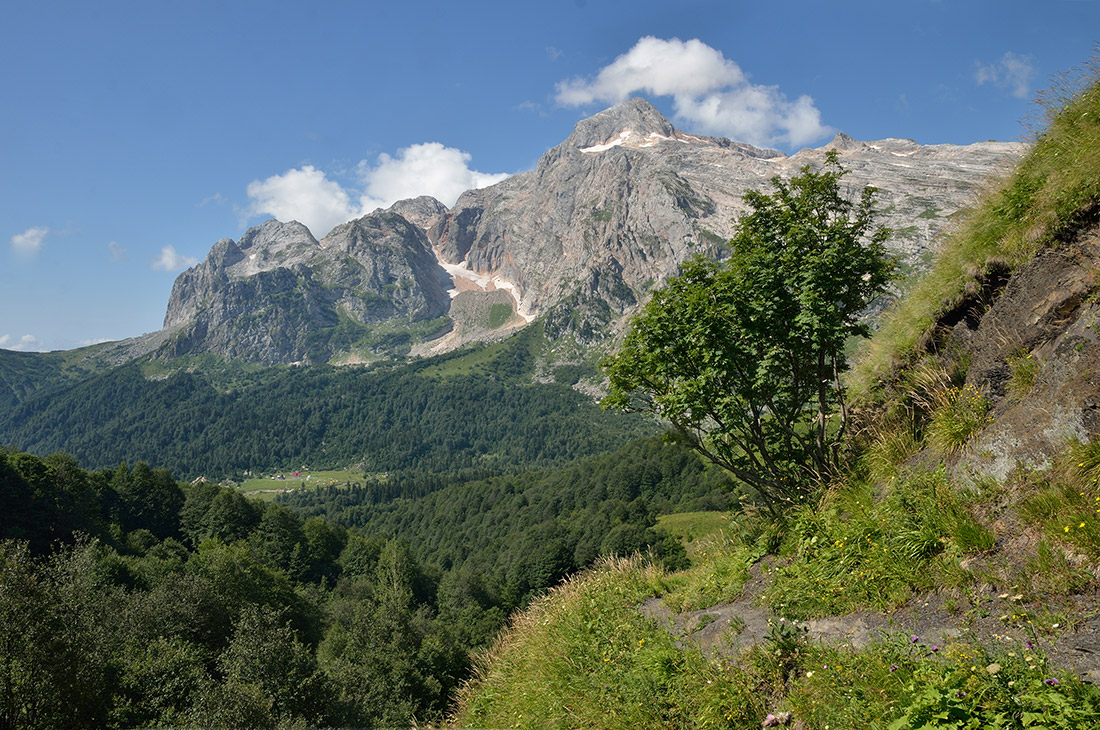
[[953, 229, 1100, 479], [161, 215, 451, 364], [161, 98, 1026, 363], [429, 98, 1025, 345]]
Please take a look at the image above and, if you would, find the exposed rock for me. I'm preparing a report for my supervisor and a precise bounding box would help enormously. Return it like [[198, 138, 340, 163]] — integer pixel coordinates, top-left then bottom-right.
[[159, 215, 451, 364], [386, 195, 449, 233], [434, 97, 1025, 344], [953, 229, 1100, 479]]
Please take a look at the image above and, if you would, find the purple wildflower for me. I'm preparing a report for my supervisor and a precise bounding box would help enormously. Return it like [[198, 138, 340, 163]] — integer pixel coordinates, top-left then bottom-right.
[[931, 645, 939, 652], [889, 664, 899, 672], [910, 635, 920, 643], [1045, 678, 1060, 686]]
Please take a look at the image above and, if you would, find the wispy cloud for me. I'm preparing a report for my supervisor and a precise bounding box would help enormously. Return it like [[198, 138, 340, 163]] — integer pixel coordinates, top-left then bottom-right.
[[975, 52, 1036, 99], [151, 245, 198, 272], [198, 192, 227, 208], [11, 226, 49, 255], [0, 333, 46, 352], [555, 36, 832, 149], [245, 144, 508, 238], [108, 241, 126, 260]]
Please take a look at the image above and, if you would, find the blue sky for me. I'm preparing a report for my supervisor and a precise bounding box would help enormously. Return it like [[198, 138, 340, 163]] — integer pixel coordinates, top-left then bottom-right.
[[3, 0, 1098, 352]]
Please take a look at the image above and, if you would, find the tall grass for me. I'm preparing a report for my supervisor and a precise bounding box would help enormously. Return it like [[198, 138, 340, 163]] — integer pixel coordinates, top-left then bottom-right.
[[1017, 438, 1100, 562], [452, 556, 767, 728], [761, 468, 993, 619]]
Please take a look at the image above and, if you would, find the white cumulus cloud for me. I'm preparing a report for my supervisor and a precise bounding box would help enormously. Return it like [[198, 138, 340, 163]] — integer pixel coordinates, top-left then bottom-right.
[[151, 245, 198, 272], [245, 146, 508, 238], [554, 36, 832, 149], [0, 334, 46, 352], [975, 52, 1036, 99], [246, 166, 357, 240], [357, 143, 510, 214], [11, 226, 49, 255]]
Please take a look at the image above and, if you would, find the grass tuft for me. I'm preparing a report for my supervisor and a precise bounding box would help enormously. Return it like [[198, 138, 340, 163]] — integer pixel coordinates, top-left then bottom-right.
[[926, 384, 993, 454], [761, 468, 992, 619], [1007, 349, 1042, 397]]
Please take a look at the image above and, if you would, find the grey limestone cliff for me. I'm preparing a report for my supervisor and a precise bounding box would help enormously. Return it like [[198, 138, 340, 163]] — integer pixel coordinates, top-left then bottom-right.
[[160, 214, 451, 364]]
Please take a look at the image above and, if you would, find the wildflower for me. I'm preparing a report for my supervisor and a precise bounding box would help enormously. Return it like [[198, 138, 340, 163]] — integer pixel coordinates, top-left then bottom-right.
[[956, 690, 967, 698], [889, 664, 899, 672], [910, 635, 920, 643], [986, 663, 1001, 675], [1045, 678, 1060, 686], [932, 645, 940, 652], [1079, 522, 1086, 528]]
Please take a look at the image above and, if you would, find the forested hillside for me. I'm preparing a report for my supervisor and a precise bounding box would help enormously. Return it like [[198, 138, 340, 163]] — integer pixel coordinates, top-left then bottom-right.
[[279, 435, 736, 604], [0, 434, 728, 728], [0, 325, 650, 480]]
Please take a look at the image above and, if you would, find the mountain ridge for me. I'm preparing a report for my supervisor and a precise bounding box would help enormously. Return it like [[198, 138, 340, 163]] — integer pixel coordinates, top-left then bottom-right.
[[11, 98, 1026, 369]]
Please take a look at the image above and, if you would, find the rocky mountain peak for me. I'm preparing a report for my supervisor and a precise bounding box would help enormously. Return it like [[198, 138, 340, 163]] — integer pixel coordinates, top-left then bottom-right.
[[385, 196, 449, 232], [565, 97, 678, 149], [825, 132, 864, 151], [235, 219, 318, 251], [157, 99, 1028, 364]]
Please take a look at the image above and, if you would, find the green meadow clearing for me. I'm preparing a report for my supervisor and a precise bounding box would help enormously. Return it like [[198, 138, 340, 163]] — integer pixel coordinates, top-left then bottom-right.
[[237, 467, 367, 500]]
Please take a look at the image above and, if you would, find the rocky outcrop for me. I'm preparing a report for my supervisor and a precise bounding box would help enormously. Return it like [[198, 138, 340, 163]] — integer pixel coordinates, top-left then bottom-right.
[[952, 229, 1100, 479], [160, 215, 451, 364]]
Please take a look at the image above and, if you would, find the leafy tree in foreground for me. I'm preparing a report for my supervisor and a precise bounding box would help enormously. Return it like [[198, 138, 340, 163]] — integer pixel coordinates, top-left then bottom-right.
[[603, 152, 894, 514]]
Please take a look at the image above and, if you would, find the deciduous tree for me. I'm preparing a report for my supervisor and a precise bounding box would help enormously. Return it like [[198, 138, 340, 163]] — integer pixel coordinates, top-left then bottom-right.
[[603, 152, 894, 514]]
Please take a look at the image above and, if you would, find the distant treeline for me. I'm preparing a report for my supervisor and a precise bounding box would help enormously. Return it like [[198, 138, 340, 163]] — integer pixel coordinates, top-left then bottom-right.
[[0, 434, 732, 728], [0, 328, 652, 480]]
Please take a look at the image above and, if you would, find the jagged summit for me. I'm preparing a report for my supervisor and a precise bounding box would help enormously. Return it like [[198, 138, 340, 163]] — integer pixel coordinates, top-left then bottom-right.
[[825, 132, 864, 151], [236, 219, 318, 252], [565, 97, 679, 148], [385, 196, 448, 231]]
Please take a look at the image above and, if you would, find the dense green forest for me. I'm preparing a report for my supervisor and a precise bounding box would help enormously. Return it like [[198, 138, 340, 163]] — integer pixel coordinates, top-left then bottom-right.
[[280, 435, 738, 603], [0, 326, 651, 481], [0, 431, 726, 728]]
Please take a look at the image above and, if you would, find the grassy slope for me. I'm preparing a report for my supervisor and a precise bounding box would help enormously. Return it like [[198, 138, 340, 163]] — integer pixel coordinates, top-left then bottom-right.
[[454, 67, 1100, 729]]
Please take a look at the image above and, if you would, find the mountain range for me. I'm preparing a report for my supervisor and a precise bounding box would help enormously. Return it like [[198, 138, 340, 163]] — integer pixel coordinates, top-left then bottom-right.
[[81, 98, 1024, 367]]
